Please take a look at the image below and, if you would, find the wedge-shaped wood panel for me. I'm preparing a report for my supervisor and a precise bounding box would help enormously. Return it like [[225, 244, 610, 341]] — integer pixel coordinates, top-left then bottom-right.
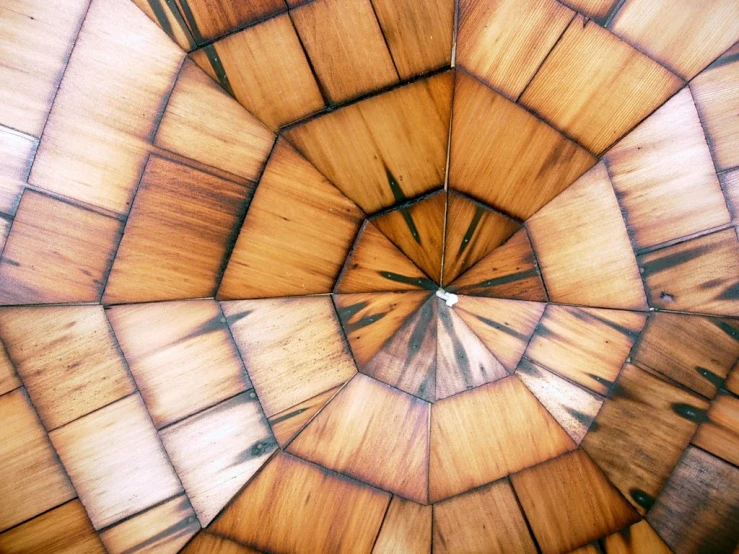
[[0, 126, 36, 250], [289, 374, 430, 504], [582, 363, 710, 514], [606, 88, 730, 250], [527, 163, 647, 310], [28, 0, 184, 214], [0, 191, 122, 305], [210, 452, 390, 554], [457, 0, 573, 99], [0, 340, 19, 396], [373, 497, 431, 554], [0, 306, 134, 430], [161, 392, 277, 526], [638, 228, 739, 315], [130, 0, 194, 50], [520, 15, 682, 155], [724, 169, 739, 221], [525, 305, 646, 395], [433, 479, 536, 554], [450, 72, 595, 219], [107, 300, 250, 428], [291, 0, 398, 103], [285, 73, 453, 213], [559, 0, 618, 21], [50, 394, 182, 529], [0, 389, 75, 532], [569, 520, 672, 554], [448, 229, 547, 301], [218, 140, 363, 299], [183, 533, 260, 554], [223, 296, 356, 417], [692, 390, 739, 467], [175, 0, 285, 43], [430, 377, 575, 502], [268, 385, 343, 448], [511, 450, 638, 554]]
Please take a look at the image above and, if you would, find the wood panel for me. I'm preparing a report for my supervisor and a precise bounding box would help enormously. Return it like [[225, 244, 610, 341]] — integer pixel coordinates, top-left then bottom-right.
[[191, 13, 324, 132], [28, 0, 184, 214], [569, 520, 672, 554], [0, 306, 134, 430], [336, 221, 435, 293], [182, 533, 261, 554], [49, 394, 182, 529], [527, 163, 648, 310], [161, 392, 277, 525], [0, 389, 75, 532], [727, 362, 739, 396], [433, 479, 536, 554], [724, 168, 739, 221], [372, 191, 446, 283], [559, 0, 618, 21], [223, 296, 356, 417], [218, 139, 363, 299], [429, 377, 575, 502], [107, 300, 250, 428], [520, 15, 682, 155], [525, 305, 646, 395], [447, 229, 547, 301], [450, 72, 596, 219], [443, 191, 521, 284], [284, 72, 453, 214], [373, 497, 431, 554], [130, 0, 194, 50], [291, 0, 398, 103], [457, 0, 574, 99], [453, 296, 545, 371], [647, 447, 739, 554], [0, 125, 36, 250], [210, 452, 390, 554], [0, 340, 20, 396], [0, 191, 122, 305], [637, 228, 739, 316], [511, 449, 639, 554], [692, 390, 739, 466], [605, 88, 730, 250], [288, 374, 430, 504], [175, 0, 285, 43], [582, 363, 710, 514], [632, 312, 739, 399], [268, 385, 343, 447], [372, 0, 454, 79]]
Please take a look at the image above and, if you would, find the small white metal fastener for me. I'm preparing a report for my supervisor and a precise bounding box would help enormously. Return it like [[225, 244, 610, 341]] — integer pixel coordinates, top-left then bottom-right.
[[435, 288, 459, 307]]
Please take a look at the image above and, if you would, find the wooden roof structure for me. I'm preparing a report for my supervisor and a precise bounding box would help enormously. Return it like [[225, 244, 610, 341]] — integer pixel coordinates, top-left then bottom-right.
[[0, 0, 738, 552]]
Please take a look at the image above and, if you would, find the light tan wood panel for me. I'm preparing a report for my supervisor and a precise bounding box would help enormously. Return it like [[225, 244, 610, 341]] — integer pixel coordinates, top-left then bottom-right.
[[268, 385, 343, 447], [336, 221, 435, 293], [525, 305, 646, 395], [569, 520, 672, 554], [692, 390, 739, 467], [457, 0, 574, 99], [559, 0, 618, 21], [191, 14, 324, 132], [372, 0, 453, 79], [0, 306, 134, 430], [511, 449, 639, 554], [291, 0, 398, 103], [724, 168, 739, 221], [582, 363, 710, 514], [183, 533, 261, 554], [448, 229, 547, 301], [520, 15, 682, 155], [130, 0, 195, 50], [107, 300, 250, 428], [0, 389, 76, 532], [372, 191, 446, 284], [430, 377, 575, 502], [28, 0, 184, 215], [647, 447, 739, 554], [373, 497, 431, 554], [210, 452, 390, 554], [0, 340, 19, 396], [453, 296, 545, 371], [605, 88, 730, 250], [289, 374, 430, 504], [610, 0, 739, 80], [443, 191, 521, 284], [433, 479, 536, 554], [223, 296, 356, 417], [527, 163, 648, 310], [49, 394, 182, 529], [161, 392, 277, 525], [637, 228, 739, 316], [0, 125, 36, 251], [450, 72, 596, 219], [218, 140, 363, 299], [0, 191, 122, 305], [284, 72, 453, 213], [175, 0, 285, 43]]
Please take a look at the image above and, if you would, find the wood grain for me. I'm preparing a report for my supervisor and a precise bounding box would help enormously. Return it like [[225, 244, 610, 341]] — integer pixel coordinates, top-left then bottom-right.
[[268, 385, 343, 447], [569, 520, 672, 554], [558, 0, 618, 21], [724, 168, 739, 222], [182, 533, 261, 554], [284, 72, 453, 214], [174, 0, 285, 43], [288, 374, 430, 504], [0, 339, 20, 396], [692, 390, 739, 466], [520, 15, 682, 155], [373, 496, 431, 554], [130, 0, 194, 50], [527, 162, 648, 310], [726, 361, 739, 396], [0, 125, 36, 251], [430, 377, 575, 502], [218, 139, 363, 299]]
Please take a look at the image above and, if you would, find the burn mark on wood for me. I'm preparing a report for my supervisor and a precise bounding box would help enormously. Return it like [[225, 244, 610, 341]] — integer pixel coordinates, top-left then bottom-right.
[[470, 314, 529, 341], [201, 44, 235, 97], [630, 488, 655, 511], [457, 268, 541, 290], [225, 309, 253, 325], [456, 206, 485, 256], [640, 244, 715, 278], [672, 403, 709, 423], [696, 366, 726, 389], [716, 320, 739, 340], [379, 271, 436, 289]]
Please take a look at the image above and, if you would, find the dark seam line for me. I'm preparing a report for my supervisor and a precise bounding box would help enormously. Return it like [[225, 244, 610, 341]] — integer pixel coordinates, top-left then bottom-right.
[[368, 0, 402, 81], [287, 8, 332, 106]]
